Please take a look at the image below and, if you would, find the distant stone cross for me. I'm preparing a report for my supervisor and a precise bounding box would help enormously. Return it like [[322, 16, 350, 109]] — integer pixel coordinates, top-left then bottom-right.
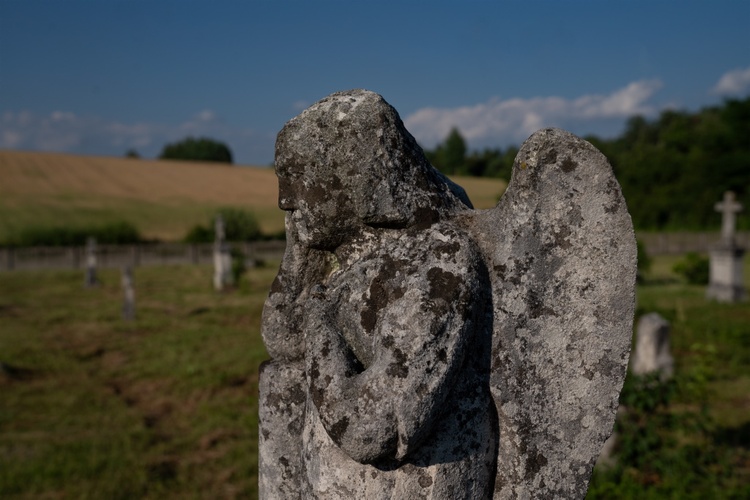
[[213, 214, 231, 291], [121, 265, 135, 321], [716, 191, 743, 245], [84, 236, 98, 287], [215, 214, 226, 243]]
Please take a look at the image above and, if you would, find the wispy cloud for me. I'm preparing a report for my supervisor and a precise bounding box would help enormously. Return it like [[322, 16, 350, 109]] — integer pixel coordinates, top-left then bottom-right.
[[0, 110, 269, 163], [292, 100, 310, 112], [712, 66, 750, 96], [404, 80, 664, 148]]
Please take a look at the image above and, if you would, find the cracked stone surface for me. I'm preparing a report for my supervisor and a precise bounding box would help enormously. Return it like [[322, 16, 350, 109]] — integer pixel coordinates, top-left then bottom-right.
[[258, 90, 636, 499]]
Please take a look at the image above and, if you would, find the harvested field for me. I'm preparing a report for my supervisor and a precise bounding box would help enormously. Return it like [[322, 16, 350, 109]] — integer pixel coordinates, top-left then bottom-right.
[[0, 150, 506, 242]]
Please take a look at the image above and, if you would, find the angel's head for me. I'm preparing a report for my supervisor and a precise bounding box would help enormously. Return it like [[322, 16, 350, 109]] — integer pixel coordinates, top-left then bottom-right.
[[274, 89, 472, 250]]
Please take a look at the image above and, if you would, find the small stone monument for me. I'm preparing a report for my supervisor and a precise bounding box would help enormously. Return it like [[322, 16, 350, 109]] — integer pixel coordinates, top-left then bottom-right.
[[84, 237, 98, 287], [259, 90, 637, 499], [631, 312, 673, 379], [213, 215, 232, 291], [121, 265, 135, 321], [707, 191, 746, 302]]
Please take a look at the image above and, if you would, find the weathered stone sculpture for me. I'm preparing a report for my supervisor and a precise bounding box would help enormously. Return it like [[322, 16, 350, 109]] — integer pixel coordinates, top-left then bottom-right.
[[259, 90, 637, 499]]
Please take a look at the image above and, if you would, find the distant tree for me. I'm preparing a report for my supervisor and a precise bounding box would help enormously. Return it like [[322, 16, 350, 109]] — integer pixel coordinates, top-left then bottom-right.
[[425, 133, 516, 181], [426, 128, 468, 175], [159, 136, 233, 164], [124, 148, 140, 159], [441, 128, 467, 173], [420, 97, 750, 231]]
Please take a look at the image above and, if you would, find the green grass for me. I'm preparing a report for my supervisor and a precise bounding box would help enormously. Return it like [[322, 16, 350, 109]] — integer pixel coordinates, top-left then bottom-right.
[[0, 264, 276, 499], [587, 254, 750, 499], [1, 255, 749, 498]]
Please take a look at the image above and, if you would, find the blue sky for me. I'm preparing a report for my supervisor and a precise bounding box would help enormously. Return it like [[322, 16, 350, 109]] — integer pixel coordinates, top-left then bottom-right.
[[1, 0, 749, 165]]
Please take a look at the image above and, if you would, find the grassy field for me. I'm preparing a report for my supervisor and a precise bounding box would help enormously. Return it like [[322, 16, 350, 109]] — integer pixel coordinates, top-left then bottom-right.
[[0, 150, 507, 243], [1, 255, 748, 498], [0, 264, 276, 499]]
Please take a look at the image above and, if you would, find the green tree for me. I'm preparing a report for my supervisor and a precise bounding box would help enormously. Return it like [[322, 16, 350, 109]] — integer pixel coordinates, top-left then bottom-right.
[[428, 128, 468, 175], [159, 136, 233, 164], [441, 128, 467, 174]]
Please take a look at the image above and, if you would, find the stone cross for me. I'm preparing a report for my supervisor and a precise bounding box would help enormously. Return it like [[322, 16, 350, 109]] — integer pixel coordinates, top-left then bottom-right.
[[259, 90, 637, 499], [84, 237, 98, 287], [213, 215, 232, 291], [715, 191, 743, 245], [708, 191, 746, 302], [121, 265, 135, 321]]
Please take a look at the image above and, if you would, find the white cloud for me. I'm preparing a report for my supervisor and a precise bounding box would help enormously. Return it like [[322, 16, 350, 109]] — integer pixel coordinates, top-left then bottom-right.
[[712, 66, 750, 96], [0, 110, 268, 163], [403, 79, 663, 148], [292, 100, 310, 112]]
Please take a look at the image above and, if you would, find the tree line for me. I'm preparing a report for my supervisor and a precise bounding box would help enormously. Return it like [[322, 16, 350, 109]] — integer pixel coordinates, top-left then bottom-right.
[[127, 136, 233, 164], [424, 96, 750, 231]]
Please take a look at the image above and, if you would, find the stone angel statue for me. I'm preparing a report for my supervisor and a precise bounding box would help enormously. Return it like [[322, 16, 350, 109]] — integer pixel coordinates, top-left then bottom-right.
[[258, 90, 636, 499]]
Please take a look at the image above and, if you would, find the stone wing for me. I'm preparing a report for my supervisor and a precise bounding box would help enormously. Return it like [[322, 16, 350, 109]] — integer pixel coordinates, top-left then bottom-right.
[[463, 128, 637, 499]]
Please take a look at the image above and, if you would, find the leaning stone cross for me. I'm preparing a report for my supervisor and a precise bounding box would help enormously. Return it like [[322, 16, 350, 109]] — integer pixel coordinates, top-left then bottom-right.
[[258, 90, 637, 499], [715, 190, 743, 245]]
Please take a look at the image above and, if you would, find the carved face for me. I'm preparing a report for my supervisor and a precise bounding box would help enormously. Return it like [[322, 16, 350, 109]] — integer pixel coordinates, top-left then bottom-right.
[[276, 157, 361, 250]]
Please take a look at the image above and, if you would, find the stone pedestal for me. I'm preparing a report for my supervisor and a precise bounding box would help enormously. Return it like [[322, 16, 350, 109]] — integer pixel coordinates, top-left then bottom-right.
[[707, 244, 746, 302]]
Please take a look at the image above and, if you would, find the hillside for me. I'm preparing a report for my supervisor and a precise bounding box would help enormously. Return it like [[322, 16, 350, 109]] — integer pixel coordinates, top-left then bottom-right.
[[0, 150, 506, 242]]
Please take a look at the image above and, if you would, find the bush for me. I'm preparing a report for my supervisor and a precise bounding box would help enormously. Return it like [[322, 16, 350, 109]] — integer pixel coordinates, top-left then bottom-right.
[[588, 355, 721, 499], [183, 225, 214, 244], [219, 208, 261, 242], [183, 208, 261, 243], [9, 221, 142, 247], [673, 252, 710, 285], [230, 247, 247, 285]]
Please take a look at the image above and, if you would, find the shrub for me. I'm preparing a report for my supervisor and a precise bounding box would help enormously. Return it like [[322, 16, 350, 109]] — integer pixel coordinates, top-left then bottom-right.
[[183, 224, 214, 244], [673, 252, 710, 285], [9, 221, 141, 247], [183, 208, 261, 243], [230, 247, 246, 285]]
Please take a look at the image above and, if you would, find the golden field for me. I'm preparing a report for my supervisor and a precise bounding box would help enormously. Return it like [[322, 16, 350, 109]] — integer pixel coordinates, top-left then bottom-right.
[[0, 150, 506, 242]]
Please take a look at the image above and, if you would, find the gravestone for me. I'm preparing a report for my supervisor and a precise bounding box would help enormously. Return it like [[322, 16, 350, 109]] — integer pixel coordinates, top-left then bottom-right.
[[706, 191, 746, 302], [213, 215, 232, 291], [121, 265, 135, 321], [84, 237, 98, 287], [259, 90, 637, 499], [631, 312, 673, 379]]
